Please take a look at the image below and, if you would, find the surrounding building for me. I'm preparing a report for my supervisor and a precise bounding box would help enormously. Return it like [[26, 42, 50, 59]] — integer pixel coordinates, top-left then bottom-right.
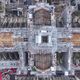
[[0, 0, 80, 80]]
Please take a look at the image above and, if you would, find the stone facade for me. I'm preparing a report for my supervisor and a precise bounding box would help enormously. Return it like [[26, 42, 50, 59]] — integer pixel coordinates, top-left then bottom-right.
[[0, 0, 80, 77]]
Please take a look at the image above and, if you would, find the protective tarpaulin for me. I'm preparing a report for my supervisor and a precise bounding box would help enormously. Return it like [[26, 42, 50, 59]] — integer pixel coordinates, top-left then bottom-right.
[[0, 72, 2, 80]]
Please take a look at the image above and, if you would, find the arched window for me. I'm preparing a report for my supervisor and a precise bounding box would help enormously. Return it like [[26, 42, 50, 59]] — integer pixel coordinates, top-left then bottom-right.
[[33, 9, 51, 26]]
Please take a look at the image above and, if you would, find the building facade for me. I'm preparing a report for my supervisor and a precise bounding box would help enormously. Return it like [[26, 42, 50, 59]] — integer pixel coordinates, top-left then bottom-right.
[[0, 0, 80, 78]]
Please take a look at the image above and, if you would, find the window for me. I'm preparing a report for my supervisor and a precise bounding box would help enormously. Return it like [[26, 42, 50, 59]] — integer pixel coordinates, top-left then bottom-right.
[[25, 52, 28, 66], [0, 2, 3, 12], [0, 52, 19, 60], [47, 0, 51, 4], [72, 11, 80, 28], [73, 52, 80, 66], [56, 52, 64, 65], [10, 0, 15, 3], [41, 36, 48, 43], [70, 0, 76, 6], [78, 4, 80, 10], [23, 38, 28, 42], [12, 10, 17, 16]]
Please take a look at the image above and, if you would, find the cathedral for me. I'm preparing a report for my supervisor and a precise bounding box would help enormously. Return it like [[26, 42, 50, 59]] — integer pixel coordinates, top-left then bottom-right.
[[0, 0, 80, 80]]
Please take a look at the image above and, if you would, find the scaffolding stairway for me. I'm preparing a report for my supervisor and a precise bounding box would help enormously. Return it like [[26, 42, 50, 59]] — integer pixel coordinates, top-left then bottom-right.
[[15, 76, 76, 80], [2, 73, 77, 80]]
